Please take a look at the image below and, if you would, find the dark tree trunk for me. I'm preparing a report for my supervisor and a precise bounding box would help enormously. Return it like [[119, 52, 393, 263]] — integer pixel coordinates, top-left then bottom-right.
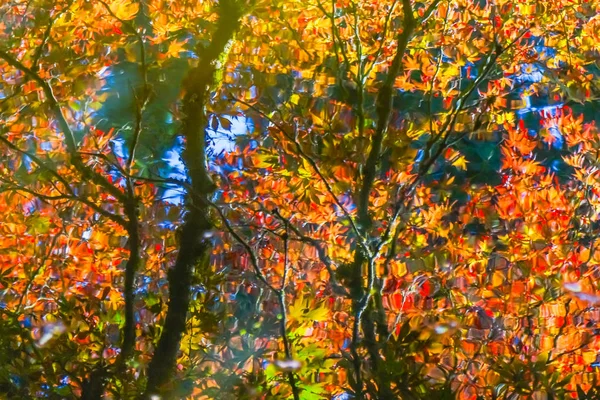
[[142, 1, 244, 398]]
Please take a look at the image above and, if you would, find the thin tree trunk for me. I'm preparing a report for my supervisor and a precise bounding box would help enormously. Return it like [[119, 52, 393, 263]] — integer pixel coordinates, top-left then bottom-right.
[[121, 198, 142, 361], [142, 1, 244, 397], [348, 1, 416, 398], [80, 366, 107, 400]]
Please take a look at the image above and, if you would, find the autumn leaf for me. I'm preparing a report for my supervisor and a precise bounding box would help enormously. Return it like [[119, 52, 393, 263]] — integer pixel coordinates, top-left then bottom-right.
[[110, 0, 139, 21], [252, 153, 277, 168], [288, 298, 329, 323], [27, 215, 51, 234], [452, 155, 468, 170], [166, 39, 188, 58]]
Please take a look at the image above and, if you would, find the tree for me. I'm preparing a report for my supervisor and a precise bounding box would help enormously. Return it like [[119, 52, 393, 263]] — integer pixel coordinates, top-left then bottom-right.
[[0, 0, 600, 399]]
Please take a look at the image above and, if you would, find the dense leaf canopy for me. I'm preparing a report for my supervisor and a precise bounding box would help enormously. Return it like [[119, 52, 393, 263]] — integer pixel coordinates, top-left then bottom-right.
[[1, 0, 600, 399]]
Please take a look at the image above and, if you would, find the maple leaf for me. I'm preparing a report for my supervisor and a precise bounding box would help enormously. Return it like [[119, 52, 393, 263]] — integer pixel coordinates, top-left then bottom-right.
[[166, 39, 188, 58], [109, 0, 139, 21], [288, 298, 329, 323], [452, 155, 468, 170]]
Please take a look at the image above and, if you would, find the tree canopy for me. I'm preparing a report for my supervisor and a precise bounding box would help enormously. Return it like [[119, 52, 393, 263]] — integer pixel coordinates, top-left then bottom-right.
[[1, 0, 600, 399]]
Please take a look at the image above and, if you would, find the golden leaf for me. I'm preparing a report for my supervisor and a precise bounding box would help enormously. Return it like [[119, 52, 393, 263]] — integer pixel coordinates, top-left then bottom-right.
[[110, 0, 139, 21]]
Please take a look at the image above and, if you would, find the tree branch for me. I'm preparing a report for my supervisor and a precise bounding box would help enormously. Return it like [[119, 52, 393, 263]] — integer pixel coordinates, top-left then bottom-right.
[[0, 49, 128, 204]]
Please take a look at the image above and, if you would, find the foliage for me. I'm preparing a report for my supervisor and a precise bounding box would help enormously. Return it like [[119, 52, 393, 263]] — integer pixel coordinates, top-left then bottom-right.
[[1, 0, 600, 399]]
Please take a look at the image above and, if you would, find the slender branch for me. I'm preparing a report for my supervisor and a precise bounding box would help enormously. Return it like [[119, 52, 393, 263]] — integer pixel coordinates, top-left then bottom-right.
[[78, 151, 129, 178], [272, 208, 348, 296], [97, 0, 150, 174], [275, 5, 314, 62], [357, 0, 415, 230], [316, 0, 351, 72], [208, 201, 300, 399], [233, 96, 372, 258], [0, 133, 72, 193], [547, 339, 591, 364], [0, 135, 128, 227], [276, 233, 301, 400], [208, 200, 277, 292], [17, 234, 60, 313], [428, 1, 449, 135], [418, 32, 526, 179], [0, 49, 128, 204], [362, 0, 400, 79], [31, 13, 55, 71], [97, 3, 147, 378], [421, 0, 441, 24], [281, 220, 290, 291]]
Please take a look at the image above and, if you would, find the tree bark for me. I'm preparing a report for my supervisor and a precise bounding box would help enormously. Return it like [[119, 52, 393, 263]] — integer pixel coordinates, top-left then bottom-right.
[[142, 2, 244, 397], [348, 1, 416, 398]]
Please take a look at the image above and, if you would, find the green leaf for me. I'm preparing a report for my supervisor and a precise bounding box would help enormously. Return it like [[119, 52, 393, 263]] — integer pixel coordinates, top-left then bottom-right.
[[28, 216, 51, 234]]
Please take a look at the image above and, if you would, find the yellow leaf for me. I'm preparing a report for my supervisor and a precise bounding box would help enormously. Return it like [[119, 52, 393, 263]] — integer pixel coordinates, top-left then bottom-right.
[[253, 153, 276, 168], [390, 261, 407, 277], [110, 0, 139, 21], [289, 298, 329, 323], [305, 305, 329, 322], [452, 155, 468, 170], [166, 40, 187, 58], [310, 113, 324, 126], [491, 271, 504, 287], [428, 341, 444, 354], [583, 351, 597, 364]]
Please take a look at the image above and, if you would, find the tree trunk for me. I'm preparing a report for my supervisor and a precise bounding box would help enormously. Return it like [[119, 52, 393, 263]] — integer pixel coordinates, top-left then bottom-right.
[[142, 1, 244, 397]]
